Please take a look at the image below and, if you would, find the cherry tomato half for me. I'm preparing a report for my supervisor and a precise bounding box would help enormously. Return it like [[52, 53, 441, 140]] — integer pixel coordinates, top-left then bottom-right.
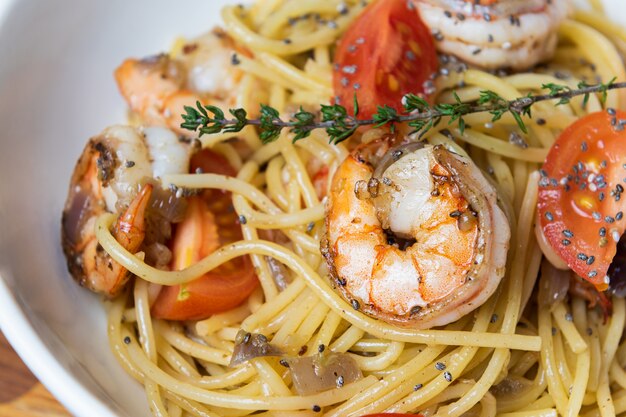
[[152, 150, 258, 321], [537, 110, 626, 291], [333, 0, 438, 118]]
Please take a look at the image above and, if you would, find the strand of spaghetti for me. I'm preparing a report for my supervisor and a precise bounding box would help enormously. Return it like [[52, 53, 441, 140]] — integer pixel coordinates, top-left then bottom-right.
[[567, 348, 591, 417], [538, 303, 569, 416], [258, 52, 333, 95], [495, 370, 548, 413], [295, 302, 329, 340], [385, 294, 497, 414], [242, 278, 307, 331], [552, 331, 574, 389], [452, 128, 548, 162], [97, 216, 541, 350], [134, 280, 169, 417], [157, 336, 201, 379], [498, 409, 558, 417], [486, 152, 515, 203], [195, 304, 252, 336], [234, 161, 279, 300], [350, 341, 405, 372], [310, 311, 342, 349], [552, 302, 588, 354], [559, 20, 625, 108], [521, 395, 556, 412], [129, 336, 381, 410], [280, 143, 320, 207], [258, 0, 342, 37], [271, 289, 319, 345], [235, 53, 314, 94], [265, 155, 289, 210], [222, 3, 364, 56], [155, 321, 231, 366], [600, 297, 626, 376], [325, 345, 446, 417], [610, 360, 626, 389], [329, 325, 365, 353], [420, 381, 497, 417], [252, 359, 292, 396]]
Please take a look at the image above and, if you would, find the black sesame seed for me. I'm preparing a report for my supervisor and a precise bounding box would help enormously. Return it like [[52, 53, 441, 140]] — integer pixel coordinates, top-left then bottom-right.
[[243, 332, 251, 343], [312, 405, 321, 412], [239, 215, 247, 225], [617, 211, 623, 220], [435, 362, 446, 371], [318, 344, 326, 353], [125, 160, 136, 168], [608, 107, 617, 116], [565, 313, 573, 322], [587, 256, 595, 265], [562, 239, 571, 246], [600, 227, 607, 237], [124, 336, 131, 344], [449, 210, 462, 218], [336, 375, 345, 387], [606, 216, 615, 223], [283, 38, 292, 44], [351, 299, 360, 310], [588, 270, 598, 278], [414, 383, 423, 391], [231, 53, 241, 65], [577, 253, 588, 261], [552, 327, 557, 335], [444, 10, 452, 18], [457, 12, 465, 21], [537, 118, 546, 125], [563, 230, 574, 238], [279, 359, 290, 367], [545, 212, 554, 221], [490, 314, 498, 323], [444, 371, 452, 382], [484, 13, 492, 21]]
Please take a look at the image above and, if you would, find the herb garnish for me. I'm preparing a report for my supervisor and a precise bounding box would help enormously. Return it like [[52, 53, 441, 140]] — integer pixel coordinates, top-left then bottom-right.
[[181, 78, 624, 144]]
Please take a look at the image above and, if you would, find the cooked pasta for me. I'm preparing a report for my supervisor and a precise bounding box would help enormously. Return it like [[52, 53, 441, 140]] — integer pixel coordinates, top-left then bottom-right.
[[60, 0, 626, 416]]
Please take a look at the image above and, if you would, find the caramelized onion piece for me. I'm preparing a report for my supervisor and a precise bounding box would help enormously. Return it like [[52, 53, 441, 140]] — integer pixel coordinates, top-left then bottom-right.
[[229, 331, 283, 367], [538, 259, 570, 307], [287, 352, 363, 395]]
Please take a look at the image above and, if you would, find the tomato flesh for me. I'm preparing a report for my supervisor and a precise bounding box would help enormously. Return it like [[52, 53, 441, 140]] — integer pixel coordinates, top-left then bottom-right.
[[152, 150, 258, 321], [537, 110, 626, 291], [333, 0, 438, 118]]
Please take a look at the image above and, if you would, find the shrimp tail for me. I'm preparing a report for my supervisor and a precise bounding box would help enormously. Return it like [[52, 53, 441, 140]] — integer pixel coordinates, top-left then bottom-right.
[[113, 183, 153, 250]]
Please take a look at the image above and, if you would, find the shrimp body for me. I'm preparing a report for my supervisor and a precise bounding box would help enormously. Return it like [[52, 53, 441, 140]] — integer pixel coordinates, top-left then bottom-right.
[[115, 29, 245, 134], [62, 125, 190, 296], [414, 0, 570, 70], [323, 144, 510, 329]]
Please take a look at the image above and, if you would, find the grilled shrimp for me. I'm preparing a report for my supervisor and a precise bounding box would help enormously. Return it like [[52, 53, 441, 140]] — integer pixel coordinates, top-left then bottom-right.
[[413, 0, 571, 70], [323, 142, 510, 329], [115, 28, 245, 134], [62, 125, 191, 296]]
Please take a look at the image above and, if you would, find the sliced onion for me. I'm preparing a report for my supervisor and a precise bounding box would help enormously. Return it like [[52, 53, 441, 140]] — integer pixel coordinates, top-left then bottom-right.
[[287, 352, 362, 395], [266, 257, 292, 291], [538, 259, 570, 307], [229, 331, 283, 367], [489, 375, 533, 398]]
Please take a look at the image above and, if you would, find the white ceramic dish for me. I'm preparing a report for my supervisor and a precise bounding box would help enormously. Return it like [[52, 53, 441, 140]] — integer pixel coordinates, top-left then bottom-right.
[[0, 1, 624, 416]]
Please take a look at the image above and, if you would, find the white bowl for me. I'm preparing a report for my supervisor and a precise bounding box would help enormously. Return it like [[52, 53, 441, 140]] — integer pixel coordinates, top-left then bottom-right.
[[0, 1, 624, 416]]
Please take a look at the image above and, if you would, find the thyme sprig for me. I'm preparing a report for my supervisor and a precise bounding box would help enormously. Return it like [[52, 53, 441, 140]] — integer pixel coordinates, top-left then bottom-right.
[[181, 79, 625, 144]]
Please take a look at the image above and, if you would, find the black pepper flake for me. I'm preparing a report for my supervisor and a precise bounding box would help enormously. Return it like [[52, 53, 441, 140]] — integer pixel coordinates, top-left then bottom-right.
[[444, 371, 452, 382], [414, 383, 423, 391], [312, 405, 321, 412], [123, 336, 131, 344], [435, 362, 446, 371], [298, 345, 308, 356]]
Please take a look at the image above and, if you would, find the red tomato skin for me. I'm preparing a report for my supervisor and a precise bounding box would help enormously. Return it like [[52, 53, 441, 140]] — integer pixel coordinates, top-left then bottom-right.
[[537, 111, 626, 290], [152, 150, 258, 321], [333, 0, 438, 118]]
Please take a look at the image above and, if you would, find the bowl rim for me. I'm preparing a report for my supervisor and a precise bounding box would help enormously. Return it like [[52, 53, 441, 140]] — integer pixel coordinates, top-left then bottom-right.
[[0, 276, 118, 417]]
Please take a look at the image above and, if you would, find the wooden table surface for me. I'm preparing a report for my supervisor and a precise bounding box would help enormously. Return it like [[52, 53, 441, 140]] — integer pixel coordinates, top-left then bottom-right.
[[0, 332, 71, 417]]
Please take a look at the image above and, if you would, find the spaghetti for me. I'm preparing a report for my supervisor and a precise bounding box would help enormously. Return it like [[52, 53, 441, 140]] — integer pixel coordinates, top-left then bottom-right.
[[65, 0, 626, 415]]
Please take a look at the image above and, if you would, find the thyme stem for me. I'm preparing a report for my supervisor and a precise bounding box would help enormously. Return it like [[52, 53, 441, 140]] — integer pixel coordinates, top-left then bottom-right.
[[181, 79, 626, 144]]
